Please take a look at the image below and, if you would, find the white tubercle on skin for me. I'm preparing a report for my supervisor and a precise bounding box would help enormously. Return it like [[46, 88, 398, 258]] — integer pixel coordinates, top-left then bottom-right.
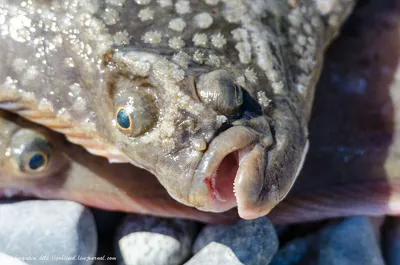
[[169, 37, 185, 49], [142, 31, 162, 44], [211, 33, 227, 49], [169, 18, 186, 32], [204, 0, 220, 5], [114, 30, 130, 45], [138, 8, 155, 21], [106, 0, 126, 6], [315, 0, 338, 15], [135, 0, 152, 5], [157, 0, 172, 7], [192, 33, 208, 47], [175, 0, 191, 14], [194, 12, 213, 29]]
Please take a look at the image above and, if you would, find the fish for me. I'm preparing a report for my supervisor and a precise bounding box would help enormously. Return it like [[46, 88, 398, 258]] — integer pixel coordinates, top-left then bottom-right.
[[0, 0, 355, 219], [0, 109, 238, 223], [269, 0, 400, 224]]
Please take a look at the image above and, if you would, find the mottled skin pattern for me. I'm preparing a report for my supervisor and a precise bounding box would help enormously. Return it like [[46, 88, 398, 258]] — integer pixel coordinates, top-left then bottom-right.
[[269, 0, 400, 224], [0, 110, 238, 223], [0, 0, 355, 219]]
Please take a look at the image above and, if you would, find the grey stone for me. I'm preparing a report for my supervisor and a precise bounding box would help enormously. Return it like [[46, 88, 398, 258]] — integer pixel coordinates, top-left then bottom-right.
[[382, 217, 400, 265], [0, 253, 29, 265], [193, 217, 278, 265], [271, 216, 385, 265], [115, 215, 198, 265], [0, 200, 98, 265], [184, 242, 244, 265]]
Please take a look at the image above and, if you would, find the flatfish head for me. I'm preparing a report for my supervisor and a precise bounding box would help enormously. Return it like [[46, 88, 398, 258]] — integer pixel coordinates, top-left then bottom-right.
[[0, 0, 355, 219], [0, 110, 238, 223]]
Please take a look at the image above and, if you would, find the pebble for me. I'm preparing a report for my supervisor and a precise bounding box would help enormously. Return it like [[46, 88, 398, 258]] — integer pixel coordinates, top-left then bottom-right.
[[271, 216, 385, 265], [193, 217, 278, 265], [115, 215, 198, 265], [184, 242, 244, 265], [382, 217, 400, 265], [0, 200, 98, 265], [0, 253, 29, 265]]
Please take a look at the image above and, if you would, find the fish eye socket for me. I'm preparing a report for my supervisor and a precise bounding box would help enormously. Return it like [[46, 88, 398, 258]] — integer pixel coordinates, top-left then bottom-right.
[[25, 152, 48, 172]]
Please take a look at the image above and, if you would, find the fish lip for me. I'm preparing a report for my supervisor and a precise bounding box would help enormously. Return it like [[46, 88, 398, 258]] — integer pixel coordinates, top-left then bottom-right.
[[188, 125, 259, 213]]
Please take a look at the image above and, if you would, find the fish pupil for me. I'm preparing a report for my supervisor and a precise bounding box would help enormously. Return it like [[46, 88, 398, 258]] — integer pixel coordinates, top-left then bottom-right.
[[117, 108, 131, 129], [29, 153, 45, 170]]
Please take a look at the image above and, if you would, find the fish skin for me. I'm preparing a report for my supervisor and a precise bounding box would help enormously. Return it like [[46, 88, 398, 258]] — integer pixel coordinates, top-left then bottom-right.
[[269, 0, 400, 224], [0, 110, 238, 224], [0, 0, 355, 218]]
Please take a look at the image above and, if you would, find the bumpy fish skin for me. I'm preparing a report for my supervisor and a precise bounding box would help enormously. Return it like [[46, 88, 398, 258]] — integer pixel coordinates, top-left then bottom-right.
[[269, 0, 400, 224], [0, 0, 355, 218], [0, 110, 238, 223]]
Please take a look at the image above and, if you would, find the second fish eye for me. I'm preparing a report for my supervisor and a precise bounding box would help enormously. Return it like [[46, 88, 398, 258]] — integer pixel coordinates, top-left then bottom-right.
[[8, 129, 54, 175], [26, 152, 48, 172]]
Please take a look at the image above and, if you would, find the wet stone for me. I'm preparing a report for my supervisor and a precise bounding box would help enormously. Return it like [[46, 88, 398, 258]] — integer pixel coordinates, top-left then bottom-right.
[[115, 215, 198, 265], [193, 217, 278, 265], [271, 216, 385, 265], [0, 200, 98, 265], [184, 242, 244, 265]]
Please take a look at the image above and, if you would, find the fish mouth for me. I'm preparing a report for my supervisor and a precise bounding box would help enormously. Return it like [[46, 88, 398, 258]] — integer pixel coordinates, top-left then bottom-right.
[[189, 125, 276, 219]]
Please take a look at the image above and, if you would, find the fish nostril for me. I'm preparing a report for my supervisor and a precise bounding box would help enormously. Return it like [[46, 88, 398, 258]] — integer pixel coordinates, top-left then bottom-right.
[[213, 120, 233, 139]]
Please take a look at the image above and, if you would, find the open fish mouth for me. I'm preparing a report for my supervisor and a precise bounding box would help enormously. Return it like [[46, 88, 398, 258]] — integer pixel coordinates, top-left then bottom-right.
[[189, 125, 275, 219]]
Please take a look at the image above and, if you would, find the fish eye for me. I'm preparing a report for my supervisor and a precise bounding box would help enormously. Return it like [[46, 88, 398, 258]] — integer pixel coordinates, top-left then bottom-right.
[[26, 152, 48, 172], [116, 107, 133, 131], [114, 88, 157, 137], [8, 129, 54, 175], [196, 69, 243, 116]]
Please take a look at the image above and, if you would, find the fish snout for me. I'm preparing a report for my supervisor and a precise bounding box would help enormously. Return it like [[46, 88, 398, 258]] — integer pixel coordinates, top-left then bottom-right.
[[186, 97, 309, 220]]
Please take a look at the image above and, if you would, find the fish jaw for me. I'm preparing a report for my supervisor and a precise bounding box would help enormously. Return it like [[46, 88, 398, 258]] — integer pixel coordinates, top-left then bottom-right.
[[187, 105, 309, 219]]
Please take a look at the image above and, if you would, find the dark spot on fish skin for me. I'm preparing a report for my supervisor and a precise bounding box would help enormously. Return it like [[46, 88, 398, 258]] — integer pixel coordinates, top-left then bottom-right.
[[102, 49, 115, 67], [257, 186, 270, 203], [240, 89, 263, 119]]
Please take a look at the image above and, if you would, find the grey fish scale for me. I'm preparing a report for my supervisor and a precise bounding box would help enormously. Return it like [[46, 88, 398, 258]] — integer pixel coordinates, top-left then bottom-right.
[[0, 0, 355, 215]]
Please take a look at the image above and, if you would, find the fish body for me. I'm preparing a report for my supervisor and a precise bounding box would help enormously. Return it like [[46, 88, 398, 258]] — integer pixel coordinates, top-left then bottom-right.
[[269, 0, 400, 224], [0, 0, 355, 219], [0, 110, 237, 223]]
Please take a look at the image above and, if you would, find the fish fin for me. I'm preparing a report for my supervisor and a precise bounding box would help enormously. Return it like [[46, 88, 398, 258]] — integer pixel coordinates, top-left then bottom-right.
[[269, 179, 400, 224], [0, 88, 129, 163]]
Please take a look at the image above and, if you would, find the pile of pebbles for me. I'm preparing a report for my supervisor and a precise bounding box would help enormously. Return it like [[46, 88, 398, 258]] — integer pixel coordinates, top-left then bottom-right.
[[0, 200, 397, 265]]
